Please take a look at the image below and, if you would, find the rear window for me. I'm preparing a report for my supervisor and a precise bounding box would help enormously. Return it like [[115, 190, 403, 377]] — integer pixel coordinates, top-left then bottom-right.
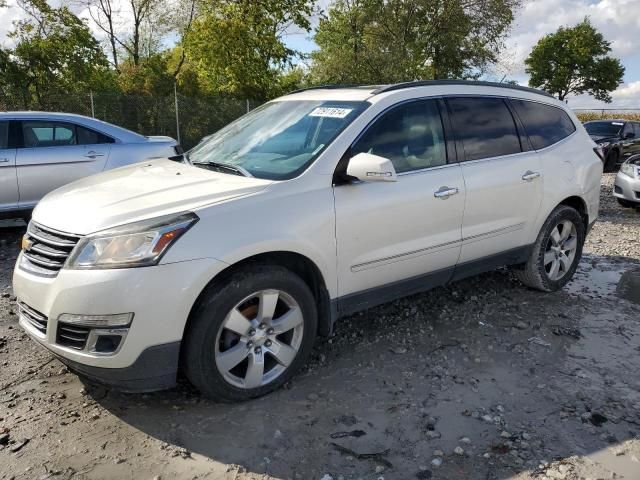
[[447, 97, 521, 161], [511, 100, 576, 150]]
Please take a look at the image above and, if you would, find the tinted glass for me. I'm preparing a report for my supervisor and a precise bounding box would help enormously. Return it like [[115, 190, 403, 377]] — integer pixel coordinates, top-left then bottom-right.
[[622, 122, 635, 138], [77, 125, 113, 145], [352, 100, 447, 173], [511, 100, 576, 150], [22, 121, 76, 148], [189, 100, 367, 180], [448, 97, 521, 161], [634, 123, 640, 137], [0, 122, 7, 149], [584, 121, 623, 138]]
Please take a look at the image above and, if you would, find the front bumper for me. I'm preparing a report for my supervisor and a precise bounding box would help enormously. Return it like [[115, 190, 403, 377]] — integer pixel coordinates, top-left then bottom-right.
[[13, 255, 225, 391], [613, 173, 640, 204]]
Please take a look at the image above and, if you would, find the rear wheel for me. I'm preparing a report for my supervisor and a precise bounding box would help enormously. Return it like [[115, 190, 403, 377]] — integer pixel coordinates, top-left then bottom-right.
[[617, 198, 637, 208], [603, 150, 619, 173], [183, 265, 317, 402], [515, 205, 585, 292]]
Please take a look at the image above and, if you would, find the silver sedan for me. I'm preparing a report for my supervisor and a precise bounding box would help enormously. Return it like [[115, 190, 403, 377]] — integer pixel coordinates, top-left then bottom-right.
[[613, 154, 640, 209], [0, 112, 179, 218]]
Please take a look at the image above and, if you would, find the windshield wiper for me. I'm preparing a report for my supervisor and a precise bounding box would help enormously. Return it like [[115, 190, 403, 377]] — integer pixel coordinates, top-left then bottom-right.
[[192, 160, 252, 177]]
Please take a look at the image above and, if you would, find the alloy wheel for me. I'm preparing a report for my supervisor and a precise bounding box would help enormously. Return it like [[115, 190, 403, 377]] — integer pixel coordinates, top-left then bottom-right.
[[214, 289, 304, 389], [544, 220, 578, 281]]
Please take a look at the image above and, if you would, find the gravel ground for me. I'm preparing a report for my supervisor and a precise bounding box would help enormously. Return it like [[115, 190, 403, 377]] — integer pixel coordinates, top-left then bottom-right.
[[1, 173, 640, 480]]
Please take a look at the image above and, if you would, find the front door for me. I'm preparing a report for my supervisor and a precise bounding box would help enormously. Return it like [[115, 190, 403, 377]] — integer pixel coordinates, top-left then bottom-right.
[[446, 96, 543, 268], [16, 120, 111, 207], [333, 99, 465, 311], [0, 121, 18, 212]]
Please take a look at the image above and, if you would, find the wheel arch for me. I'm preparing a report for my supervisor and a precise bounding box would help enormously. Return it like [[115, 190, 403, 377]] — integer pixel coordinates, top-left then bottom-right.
[[181, 251, 335, 353], [558, 195, 589, 231]]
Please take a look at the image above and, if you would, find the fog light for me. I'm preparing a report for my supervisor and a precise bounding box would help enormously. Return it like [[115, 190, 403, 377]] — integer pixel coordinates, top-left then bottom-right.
[[57, 313, 133, 328]]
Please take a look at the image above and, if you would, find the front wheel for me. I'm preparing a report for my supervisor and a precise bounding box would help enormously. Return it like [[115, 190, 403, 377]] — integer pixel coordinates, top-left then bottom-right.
[[515, 205, 585, 292], [183, 265, 317, 402]]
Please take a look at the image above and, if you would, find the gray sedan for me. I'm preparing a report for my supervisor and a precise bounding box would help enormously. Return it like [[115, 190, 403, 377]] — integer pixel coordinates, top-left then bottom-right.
[[614, 154, 640, 209], [0, 112, 179, 218]]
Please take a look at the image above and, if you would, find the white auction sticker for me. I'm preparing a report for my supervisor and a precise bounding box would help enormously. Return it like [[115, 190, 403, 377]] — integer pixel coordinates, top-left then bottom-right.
[[309, 107, 353, 118]]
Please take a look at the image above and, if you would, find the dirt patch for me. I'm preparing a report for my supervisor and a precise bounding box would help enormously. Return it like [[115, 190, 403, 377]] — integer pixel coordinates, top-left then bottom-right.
[[2, 174, 640, 480]]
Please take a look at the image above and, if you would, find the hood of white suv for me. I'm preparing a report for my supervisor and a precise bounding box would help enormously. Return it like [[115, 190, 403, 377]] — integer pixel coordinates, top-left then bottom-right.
[[32, 159, 272, 235]]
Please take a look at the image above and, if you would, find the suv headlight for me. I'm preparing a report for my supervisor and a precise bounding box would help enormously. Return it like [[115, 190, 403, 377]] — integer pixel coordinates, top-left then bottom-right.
[[67, 212, 198, 269], [620, 162, 636, 178]]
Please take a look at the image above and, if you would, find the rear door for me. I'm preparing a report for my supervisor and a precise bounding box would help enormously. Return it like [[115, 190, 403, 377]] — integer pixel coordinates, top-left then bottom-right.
[[15, 120, 112, 207], [0, 120, 18, 212], [446, 96, 543, 274]]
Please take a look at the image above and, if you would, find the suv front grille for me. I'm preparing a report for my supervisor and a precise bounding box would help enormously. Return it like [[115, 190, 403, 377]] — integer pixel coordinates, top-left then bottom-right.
[[18, 302, 48, 335], [56, 323, 91, 350], [21, 223, 82, 277]]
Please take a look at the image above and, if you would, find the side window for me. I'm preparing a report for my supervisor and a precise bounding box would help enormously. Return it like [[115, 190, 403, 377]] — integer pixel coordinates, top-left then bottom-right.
[[352, 100, 447, 173], [0, 122, 7, 150], [511, 100, 576, 150], [448, 97, 521, 161], [22, 121, 76, 148], [622, 123, 634, 138], [634, 123, 640, 138], [77, 125, 114, 145]]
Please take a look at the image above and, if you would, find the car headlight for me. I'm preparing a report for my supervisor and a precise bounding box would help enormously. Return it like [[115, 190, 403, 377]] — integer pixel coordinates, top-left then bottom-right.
[[620, 162, 636, 178], [66, 212, 198, 269]]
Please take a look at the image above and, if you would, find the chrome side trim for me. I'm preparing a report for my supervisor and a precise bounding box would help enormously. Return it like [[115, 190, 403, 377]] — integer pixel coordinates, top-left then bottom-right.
[[351, 223, 526, 272]]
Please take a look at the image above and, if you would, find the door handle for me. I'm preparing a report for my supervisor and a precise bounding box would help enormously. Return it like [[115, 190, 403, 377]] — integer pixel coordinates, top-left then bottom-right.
[[84, 151, 105, 159], [0, 158, 9, 163], [434, 186, 459, 199], [522, 171, 541, 181]]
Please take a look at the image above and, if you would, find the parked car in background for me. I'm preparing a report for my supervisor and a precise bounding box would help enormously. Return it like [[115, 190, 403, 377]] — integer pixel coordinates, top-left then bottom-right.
[[0, 112, 180, 219], [13, 81, 601, 402], [614, 154, 640, 209], [584, 119, 640, 172]]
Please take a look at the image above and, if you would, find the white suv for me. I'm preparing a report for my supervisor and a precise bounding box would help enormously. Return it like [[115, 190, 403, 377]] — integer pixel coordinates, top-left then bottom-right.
[[13, 81, 602, 401]]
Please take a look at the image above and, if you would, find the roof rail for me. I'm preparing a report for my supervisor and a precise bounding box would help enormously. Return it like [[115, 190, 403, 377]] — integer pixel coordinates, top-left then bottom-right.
[[371, 80, 554, 98], [287, 84, 381, 95]]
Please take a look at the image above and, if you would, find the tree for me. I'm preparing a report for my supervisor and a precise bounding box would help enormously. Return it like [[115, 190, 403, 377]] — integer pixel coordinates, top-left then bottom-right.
[[309, 0, 520, 85], [184, 0, 315, 99], [77, 0, 172, 70], [0, 0, 112, 108], [525, 19, 624, 102]]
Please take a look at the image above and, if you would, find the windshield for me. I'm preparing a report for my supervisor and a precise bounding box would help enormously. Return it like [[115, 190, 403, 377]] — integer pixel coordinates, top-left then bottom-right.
[[584, 121, 624, 138], [188, 100, 369, 180]]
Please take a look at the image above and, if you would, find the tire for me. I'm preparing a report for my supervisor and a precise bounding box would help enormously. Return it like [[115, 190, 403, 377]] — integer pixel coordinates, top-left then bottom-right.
[[617, 198, 637, 208], [603, 150, 619, 173], [183, 264, 317, 402], [515, 205, 585, 292]]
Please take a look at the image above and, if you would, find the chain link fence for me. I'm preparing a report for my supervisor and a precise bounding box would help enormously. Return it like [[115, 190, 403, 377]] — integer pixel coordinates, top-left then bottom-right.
[[0, 91, 263, 150]]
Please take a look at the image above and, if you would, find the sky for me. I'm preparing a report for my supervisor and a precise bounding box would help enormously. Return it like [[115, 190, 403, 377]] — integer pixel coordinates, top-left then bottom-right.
[[2, 0, 639, 109]]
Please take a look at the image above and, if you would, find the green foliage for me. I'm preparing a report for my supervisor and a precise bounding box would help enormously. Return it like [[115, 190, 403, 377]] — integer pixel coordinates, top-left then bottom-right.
[[310, 0, 520, 85], [525, 18, 625, 102], [0, 0, 112, 108], [184, 0, 314, 99]]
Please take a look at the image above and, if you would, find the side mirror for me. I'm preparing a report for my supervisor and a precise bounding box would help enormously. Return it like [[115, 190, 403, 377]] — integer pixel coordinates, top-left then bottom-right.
[[346, 152, 397, 182]]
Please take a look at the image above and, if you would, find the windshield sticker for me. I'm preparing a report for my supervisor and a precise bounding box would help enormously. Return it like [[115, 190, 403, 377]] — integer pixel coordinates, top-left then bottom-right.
[[612, 122, 624, 126], [309, 107, 353, 118]]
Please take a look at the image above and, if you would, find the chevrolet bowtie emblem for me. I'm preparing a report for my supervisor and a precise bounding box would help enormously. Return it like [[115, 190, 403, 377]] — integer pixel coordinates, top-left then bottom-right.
[[21, 235, 33, 251]]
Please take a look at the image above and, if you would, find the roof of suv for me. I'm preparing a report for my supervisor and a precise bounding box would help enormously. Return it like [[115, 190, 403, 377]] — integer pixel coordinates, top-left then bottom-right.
[[282, 80, 555, 103]]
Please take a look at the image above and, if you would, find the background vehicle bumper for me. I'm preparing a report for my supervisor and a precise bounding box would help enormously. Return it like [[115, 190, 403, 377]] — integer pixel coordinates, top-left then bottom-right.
[[13, 256, 226, 389], [613, 173, 640, 203]]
